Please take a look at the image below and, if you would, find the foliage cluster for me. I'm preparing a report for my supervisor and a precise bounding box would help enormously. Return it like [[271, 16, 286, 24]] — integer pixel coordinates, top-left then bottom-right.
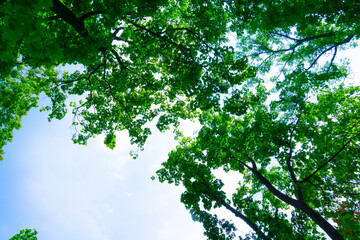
[[2, 0, 360, 239]]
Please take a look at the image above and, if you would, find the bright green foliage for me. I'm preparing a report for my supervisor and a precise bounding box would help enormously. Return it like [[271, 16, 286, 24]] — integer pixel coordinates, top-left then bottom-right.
[[232, 0, 359, 77], [1, 0, 247, 158], [1, 0, 360, 239], [157, 83, 360, 239], [10, 229, 38, 240], [0, 66, 56, 160]]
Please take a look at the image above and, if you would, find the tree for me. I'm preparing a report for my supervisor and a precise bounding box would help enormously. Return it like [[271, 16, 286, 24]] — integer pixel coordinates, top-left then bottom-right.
[[10, 229, 38, 240], [1, 0, 359, 239], [157, 84, 360, 239], [1, 0, 243, 158]]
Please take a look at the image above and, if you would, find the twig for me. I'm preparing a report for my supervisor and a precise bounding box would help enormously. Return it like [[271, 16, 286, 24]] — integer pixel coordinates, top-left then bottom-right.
[[269, 31, 299, 41]]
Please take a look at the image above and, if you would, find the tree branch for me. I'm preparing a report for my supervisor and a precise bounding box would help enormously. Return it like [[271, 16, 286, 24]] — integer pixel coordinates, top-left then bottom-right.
[[164, 27, 217, 53], [275, 49, 294, 80], [262, 32, 336, 54], [243, 155, 299, 207], [286, 117, 306, 202], [270, 31, 299, 41], [298, 32, 336, 43], [102, 49, 107, 82], [327, 46, 337, 73], [236, 157, 253, 171], [112, 27, 129, 42], [198, 174, 268, 239], [102, 77, 132, 121], [113, 36, 130, 42], [113, 27, 124, 37], [306, 35, 353, 71], [126, 19, 193, 59], [287, 118, 300, 185], [306, 45, 336, 71], [260, 32, 353, 73], [50, 0, 88, 38], [239, 155, 344, 240], [246, 154, 258, 170], [300, 131, 360, 184], [110, 49, 127, 70], [79, 10, 105, 21], [208, 193, 269, 240]]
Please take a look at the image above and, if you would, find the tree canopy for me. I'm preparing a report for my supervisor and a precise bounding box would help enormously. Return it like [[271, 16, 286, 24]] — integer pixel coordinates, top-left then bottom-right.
[[1, 0, 360, 239]]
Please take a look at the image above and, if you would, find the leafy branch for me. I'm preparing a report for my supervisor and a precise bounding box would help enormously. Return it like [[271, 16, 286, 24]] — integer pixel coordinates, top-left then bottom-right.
[[306, 35, 353, 71], [125, 19, 194, 60], [198, 173, 268, 239], [207, 192, 269, 240], [163, 27, 217, 53], [300, 131, 360, 184], [237, 155, 344, 240], [254, 31, 354, 75], [102, 75, 132, 121]]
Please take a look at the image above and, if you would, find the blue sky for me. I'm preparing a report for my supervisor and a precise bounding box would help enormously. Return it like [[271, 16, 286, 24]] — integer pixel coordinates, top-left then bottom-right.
[[1, 44, 360, 239], [0, 101, 207, 239]]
